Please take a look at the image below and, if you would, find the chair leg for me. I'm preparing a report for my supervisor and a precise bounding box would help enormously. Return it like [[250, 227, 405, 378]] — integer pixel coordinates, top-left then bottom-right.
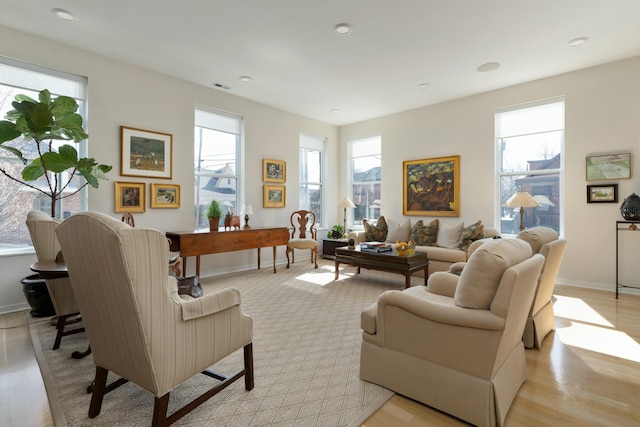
[[312, 247, 318, 269], [152, 394, 171, 427], [53, 314, 67, 350], [286, 247, 291, 268], [89, 366, 108, 418], [244, 343, 254, 390]]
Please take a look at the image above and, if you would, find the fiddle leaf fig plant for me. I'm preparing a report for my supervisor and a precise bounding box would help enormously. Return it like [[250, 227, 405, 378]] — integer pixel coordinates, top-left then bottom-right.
[[0, 89, 112, 217]]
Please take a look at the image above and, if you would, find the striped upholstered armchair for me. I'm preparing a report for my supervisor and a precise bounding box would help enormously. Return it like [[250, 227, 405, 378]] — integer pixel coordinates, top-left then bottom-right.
[[56, 211, 254, 426]]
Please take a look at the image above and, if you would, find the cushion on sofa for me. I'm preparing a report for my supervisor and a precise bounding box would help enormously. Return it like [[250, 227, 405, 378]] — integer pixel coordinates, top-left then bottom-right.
[[457, 220, 485, 251], [364, 216, 388, 242], [411, 219, 439, 246], [436, 221, 464, 248], [453, 238, 532, 309], [385, 218, 411, 243], [516, 226, 559, 253]]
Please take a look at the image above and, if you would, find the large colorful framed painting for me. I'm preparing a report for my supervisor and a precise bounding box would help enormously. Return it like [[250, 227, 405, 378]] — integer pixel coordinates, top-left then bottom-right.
[[403, 155, 460, 217]]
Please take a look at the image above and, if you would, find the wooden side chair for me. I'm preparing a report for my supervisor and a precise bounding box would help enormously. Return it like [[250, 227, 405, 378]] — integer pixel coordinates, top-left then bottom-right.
[[286, 210, 318, 269]]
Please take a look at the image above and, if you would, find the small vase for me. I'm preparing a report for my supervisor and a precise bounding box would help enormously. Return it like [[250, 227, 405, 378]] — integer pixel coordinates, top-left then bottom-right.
[[620, 193, 640, 221]]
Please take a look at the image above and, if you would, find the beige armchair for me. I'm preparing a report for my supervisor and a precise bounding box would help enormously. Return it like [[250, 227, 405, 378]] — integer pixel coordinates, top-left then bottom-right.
[[56, 212, 254, 426], [360, 238, 544, 427], [26, 210, 84, 350], [516, 227, 567, 349]]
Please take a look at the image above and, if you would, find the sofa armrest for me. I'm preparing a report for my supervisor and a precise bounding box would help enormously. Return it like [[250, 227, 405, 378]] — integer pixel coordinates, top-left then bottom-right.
[[447, 262, 467, 276], [378, 290, 505, 330], [348, 231, 367, 244]]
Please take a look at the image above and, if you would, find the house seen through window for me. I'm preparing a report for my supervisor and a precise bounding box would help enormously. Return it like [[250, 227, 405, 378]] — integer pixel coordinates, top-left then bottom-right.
[[299, 133, 325, 227], [350, 135, 381, 228]]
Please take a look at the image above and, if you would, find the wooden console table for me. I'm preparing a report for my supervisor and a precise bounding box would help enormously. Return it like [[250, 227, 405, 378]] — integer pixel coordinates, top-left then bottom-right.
[[166, 227, 290, 277]]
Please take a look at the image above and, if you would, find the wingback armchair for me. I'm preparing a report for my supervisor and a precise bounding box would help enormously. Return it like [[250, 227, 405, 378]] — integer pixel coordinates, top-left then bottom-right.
[[360, 238, 544, 427], [26, 210, 84, 350], [516, 227, 567, 349], [56, 212, 254, 426]]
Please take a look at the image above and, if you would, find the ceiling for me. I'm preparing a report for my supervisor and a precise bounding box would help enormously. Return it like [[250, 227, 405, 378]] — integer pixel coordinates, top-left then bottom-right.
[[2, 1, 640, 126]]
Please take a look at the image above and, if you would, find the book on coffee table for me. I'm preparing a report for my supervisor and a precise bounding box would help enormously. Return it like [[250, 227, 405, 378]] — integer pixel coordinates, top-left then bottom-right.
[[360, 242, 392, 253]]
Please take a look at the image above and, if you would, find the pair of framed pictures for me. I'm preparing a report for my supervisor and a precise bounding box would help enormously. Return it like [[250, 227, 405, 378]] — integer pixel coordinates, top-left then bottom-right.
[[263, 159, 286, 208], [115, 182, 180, 213]]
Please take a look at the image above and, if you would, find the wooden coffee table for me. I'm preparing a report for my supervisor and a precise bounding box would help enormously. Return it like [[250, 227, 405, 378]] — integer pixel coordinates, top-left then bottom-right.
[[334, 246, 429, 288]]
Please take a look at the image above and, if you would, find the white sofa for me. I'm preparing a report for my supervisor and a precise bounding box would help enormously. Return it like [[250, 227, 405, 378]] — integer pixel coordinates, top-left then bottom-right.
[[349, 216, 499, 276]]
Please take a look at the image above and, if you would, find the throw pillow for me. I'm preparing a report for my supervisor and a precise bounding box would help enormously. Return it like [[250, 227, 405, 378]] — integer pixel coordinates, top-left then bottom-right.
[[410, 219, 439, 246], [364, 216, 388, 242], [458, 220, 485, 251], [436, 221, 464, 248], [454, 238, 532, 309], [177, 276, 204, 298], [385, 218, 411, 243]]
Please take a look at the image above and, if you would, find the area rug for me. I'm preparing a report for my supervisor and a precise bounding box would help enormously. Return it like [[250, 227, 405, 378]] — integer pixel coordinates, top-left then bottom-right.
[[32, 259, 409, 426]]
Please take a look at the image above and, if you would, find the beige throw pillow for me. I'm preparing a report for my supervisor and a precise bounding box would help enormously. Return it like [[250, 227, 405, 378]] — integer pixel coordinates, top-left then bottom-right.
[[385, 218, 411, 243], [436, 221, 464, 248], [453, 238, 532, 309]]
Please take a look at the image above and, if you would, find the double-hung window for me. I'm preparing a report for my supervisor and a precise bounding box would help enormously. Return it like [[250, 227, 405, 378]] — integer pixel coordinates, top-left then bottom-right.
[[0, 57, 87, 255], [496, 98, 564, 235], [299, 133, 325, 227], [194, 107, 243, 229], [349, 135, 381, 227]]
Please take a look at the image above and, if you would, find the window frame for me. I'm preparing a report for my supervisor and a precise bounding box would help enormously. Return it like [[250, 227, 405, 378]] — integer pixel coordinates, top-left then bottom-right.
[[349, 134, 382, 229], [299, 133, 325, 228]]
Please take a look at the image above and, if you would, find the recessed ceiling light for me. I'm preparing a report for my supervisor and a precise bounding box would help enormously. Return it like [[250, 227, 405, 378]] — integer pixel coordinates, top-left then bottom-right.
[[476, 62, 500, 72], [418, 83, 430, 89], [52, 8, 75, 21], [568, 37, 589, 47], [239, 75, 252, 82], [334, 23, 351, 35]]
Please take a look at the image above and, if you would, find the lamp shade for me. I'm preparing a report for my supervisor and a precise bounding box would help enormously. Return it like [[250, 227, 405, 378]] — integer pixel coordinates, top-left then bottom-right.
[[245, 204, 254, 215], [338, 197, 356, 209], [503, 192, 541, 208]]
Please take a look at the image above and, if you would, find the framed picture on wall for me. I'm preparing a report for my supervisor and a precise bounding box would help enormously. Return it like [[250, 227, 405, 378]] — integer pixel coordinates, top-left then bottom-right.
[[121, 126, 173, 179], [264, 184, 286, 208], [263, 159, 286, 183], [403, 155, 460, 217], [150, 183, 180, 208], [115, 181, 145, 213], [587, 184, 618, 203], [586, 153, 631, 181]]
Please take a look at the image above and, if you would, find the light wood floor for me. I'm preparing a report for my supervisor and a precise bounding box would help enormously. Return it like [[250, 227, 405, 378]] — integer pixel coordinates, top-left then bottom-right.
[[1, 285, 639, 426]]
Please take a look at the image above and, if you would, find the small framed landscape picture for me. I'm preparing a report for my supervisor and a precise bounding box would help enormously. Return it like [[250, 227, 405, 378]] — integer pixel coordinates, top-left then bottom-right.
[[263, 159, 286, 183], [115, 181, 146, 213], [587, 184, 618, 203], [150, 183, 180, 208], [586, 153, 631, 181], [264, 184, 286, 208], [121, 126, 173, 179]]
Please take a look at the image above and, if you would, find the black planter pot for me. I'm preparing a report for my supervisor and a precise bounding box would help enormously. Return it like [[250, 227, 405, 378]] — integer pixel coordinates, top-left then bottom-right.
[[22, 274, 55, 317]]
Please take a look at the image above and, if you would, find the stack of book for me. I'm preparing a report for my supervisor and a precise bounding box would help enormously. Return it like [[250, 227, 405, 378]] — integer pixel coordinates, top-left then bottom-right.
[[360, 242, 392, 253]]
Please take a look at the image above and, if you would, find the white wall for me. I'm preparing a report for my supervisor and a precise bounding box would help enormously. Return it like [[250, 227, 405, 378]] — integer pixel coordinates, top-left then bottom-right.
[[0, 25, 339, 313], [340, 55, 640, 294]]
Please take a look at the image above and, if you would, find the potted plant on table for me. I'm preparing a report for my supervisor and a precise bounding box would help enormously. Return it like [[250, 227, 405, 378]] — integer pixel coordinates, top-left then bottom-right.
[[206, 200, 222, 232]]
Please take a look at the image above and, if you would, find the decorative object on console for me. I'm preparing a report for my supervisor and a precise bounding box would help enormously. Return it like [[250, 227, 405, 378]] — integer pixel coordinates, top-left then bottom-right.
[[243, 204, 254, 228], [620, 193, 640, 220], [114, 181, 145, 213], [206, 200, 222, 231], [586, 184, 618, 203], [503, 191, 541, 231], [338, 197, 356, 232], [403, 155, 460, 217], [121, 126, 172, 179]]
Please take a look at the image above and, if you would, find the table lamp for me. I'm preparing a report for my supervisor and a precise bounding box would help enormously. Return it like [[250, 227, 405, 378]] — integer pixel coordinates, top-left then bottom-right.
[[338, 197, 356, 233], [503, 191, 541, 231], [243, 204, 254, 229]]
